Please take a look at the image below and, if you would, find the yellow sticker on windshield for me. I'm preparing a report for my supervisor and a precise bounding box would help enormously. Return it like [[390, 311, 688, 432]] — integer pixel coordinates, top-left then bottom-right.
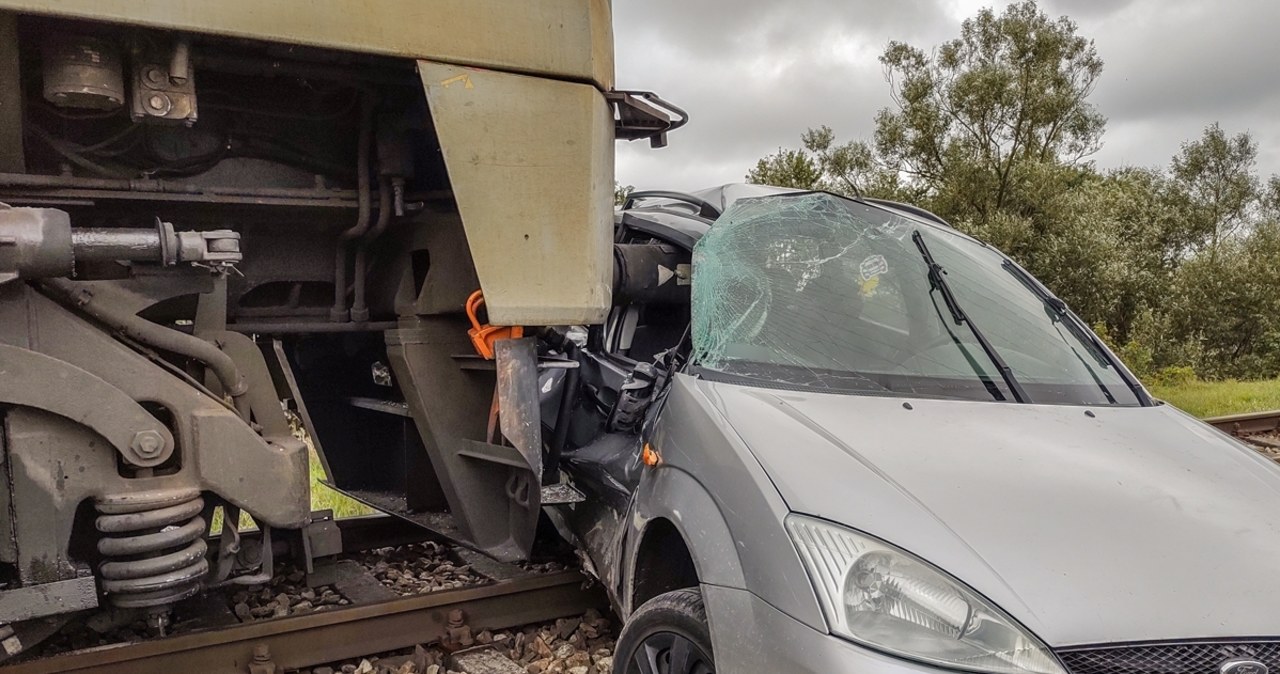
[[860, 276, 880, 297]]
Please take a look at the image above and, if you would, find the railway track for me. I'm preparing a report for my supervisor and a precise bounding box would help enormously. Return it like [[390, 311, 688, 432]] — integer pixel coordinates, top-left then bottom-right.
[[1205, 409, 1280, 456], [0, 515, 606, 674], [1204, 409, 1280, 438], [4, 572, 601, 674]]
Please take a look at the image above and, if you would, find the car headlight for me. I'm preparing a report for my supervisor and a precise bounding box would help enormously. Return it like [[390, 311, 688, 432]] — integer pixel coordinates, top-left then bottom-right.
[[786, 515, 1065, 674]]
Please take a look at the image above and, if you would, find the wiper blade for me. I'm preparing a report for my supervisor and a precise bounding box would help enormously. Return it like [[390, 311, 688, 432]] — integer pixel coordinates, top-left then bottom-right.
[[922, 288, 1011, 403], [911, 230, 1030, 404], [1000, 261, 1102, 359], [1000, 260, 1150, 406]]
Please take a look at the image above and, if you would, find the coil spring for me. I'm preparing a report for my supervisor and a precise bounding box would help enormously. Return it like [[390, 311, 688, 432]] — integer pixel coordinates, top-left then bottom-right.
[[95, 489, 209, 609]]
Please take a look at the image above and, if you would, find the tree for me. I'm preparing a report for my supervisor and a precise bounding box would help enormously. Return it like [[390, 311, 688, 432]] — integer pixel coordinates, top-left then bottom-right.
[[1014, 167, 1185, 341], [745, 147, 822, 190], [875, 0, 1104, 224], [750, 1, 1105, 225], [1167, 220, 1280, 377], [614, 182, 635, 207], [747, 126, 906, 198], [1170, 123, 1260, 254], [1261, 175, 1280, 219]]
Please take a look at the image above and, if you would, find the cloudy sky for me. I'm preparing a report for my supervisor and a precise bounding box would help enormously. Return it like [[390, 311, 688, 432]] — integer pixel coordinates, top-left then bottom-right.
[[612, 0, 1280, 191]]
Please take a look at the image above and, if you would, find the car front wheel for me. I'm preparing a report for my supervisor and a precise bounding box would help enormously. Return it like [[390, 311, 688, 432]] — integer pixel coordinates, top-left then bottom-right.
[[615, 588, 715, 674]]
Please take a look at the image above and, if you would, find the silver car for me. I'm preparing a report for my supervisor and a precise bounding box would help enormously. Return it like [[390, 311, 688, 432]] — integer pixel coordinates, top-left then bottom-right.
[[550, 185, 1280, 673]]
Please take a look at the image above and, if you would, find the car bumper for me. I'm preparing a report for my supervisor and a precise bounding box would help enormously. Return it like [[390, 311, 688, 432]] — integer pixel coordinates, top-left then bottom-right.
[[702, 584, 957, 672]]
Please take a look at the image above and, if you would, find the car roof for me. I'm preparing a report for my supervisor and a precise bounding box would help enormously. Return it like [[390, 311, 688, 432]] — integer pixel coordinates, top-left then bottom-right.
[[617, 183, 955, 250]]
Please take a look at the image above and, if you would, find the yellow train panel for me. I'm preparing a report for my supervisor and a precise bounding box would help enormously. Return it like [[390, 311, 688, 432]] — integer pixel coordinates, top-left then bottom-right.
[[0, 0, 615, 89]]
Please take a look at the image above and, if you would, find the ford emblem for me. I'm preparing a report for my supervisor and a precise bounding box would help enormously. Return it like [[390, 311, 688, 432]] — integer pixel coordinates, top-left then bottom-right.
[[1221, 659, 1269, 674]]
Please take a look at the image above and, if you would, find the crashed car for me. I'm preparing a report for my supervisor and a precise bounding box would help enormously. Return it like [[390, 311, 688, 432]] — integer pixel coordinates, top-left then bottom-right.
[[546, 185, 1280, 673]]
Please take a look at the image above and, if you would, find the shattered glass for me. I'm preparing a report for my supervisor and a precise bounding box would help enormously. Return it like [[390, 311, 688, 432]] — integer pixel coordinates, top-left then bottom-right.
[[690, 192, 1140, 405]]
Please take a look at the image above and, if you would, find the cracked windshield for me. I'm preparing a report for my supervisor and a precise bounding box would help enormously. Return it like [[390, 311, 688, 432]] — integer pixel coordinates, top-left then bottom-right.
[[691, 192, 1140, 405]]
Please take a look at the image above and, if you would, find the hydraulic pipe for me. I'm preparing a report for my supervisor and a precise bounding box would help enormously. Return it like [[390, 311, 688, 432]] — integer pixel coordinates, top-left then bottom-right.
[[350, 176, 392, 322], [330, 95, 376, 322], [0, 172, 360, 201]]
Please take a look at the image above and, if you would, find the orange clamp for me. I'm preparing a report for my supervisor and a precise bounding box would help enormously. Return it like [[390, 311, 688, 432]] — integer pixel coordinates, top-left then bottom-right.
[[642, 442, 662, 467], [465, 289, 523, 360]]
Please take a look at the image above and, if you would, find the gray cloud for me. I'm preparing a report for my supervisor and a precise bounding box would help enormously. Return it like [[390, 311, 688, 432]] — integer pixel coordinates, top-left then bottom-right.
[[614, 0, 1280, 192], [1045, 0, 1137, 19], [1078, 0, 1280, 121], [616, 0, 949, 60]]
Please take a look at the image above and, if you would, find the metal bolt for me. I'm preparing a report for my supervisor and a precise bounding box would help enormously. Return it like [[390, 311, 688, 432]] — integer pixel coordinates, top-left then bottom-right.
[[247, 643, 277, 674], [146, 93, 172, 116], [143, 66, 167, 87], [130, 430, 165, 458], [447, 609, 466, 628]]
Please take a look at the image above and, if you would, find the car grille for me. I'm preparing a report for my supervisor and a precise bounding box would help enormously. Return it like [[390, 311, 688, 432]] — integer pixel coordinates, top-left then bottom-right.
[[1057, 641, 1280, 674]]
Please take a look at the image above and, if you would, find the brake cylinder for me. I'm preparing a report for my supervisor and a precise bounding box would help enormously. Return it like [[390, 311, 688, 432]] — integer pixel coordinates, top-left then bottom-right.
[[42, 34, 126, 110]]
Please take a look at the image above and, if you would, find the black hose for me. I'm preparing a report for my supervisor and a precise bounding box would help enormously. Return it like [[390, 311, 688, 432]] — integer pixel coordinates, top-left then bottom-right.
[[351, 176, 392, 322], [39, 279, 250, 417], [546, 338, 580, 485], [546, 364, 579, 485], [25, 125, 136, 179], [330, 94, 376, 322]]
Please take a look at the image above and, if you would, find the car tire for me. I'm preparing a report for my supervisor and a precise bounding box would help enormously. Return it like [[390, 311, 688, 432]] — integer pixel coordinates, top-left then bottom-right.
[[615, 588, 716, 674]]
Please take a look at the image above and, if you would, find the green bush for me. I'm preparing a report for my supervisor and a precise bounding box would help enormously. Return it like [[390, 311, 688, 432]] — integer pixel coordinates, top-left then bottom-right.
[[1149, 365, 1198, 388]]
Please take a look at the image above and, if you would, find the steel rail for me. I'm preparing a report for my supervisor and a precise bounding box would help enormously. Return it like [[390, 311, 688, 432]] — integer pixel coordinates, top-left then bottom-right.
[[1203, 410, 1280, 437], [2, 571, 604, 674]]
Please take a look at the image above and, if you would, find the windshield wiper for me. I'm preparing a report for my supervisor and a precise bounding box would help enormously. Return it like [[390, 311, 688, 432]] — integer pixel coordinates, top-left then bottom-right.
[[1000, 260, 1150, 406], [911, 230, 1030, 404]]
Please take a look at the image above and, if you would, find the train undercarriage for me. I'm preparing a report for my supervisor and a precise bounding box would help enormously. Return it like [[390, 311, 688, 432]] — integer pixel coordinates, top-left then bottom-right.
[[0, 5, 678, 656]]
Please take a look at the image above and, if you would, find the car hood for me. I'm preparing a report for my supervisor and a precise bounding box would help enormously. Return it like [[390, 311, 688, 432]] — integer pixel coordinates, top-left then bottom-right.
[[698, 380, 1280, 647]]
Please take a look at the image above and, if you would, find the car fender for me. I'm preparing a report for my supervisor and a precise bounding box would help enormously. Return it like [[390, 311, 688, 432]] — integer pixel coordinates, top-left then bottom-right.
[[625, 465, 746, 615], [619, 375, 827, 629]]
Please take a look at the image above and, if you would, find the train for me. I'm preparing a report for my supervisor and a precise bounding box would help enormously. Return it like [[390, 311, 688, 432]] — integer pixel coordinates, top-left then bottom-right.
[[0, 0, 680, 655]]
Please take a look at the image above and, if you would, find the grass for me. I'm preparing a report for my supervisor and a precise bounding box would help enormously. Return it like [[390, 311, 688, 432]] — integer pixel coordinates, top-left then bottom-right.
[[287, 412, 375, 517], [308, 448, 376, 517], [1148, 377, 1280, 418]]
